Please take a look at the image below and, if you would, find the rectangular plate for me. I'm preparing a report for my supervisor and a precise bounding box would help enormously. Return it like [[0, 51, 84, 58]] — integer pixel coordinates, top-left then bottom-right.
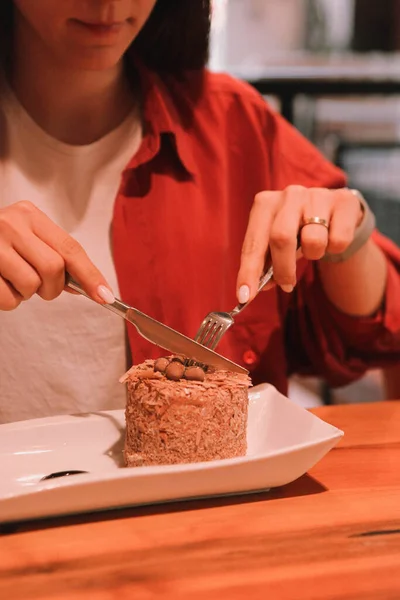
[[0, 384, 343, 523]]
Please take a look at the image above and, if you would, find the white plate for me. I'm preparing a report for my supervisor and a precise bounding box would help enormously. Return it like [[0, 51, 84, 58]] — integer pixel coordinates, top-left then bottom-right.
[[0, 384, 343, 523]]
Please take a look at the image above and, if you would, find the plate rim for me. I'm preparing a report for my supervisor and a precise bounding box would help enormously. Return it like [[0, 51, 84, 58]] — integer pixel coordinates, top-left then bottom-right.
[[0, 427, 343, 502], [0, 383, 344, 504]]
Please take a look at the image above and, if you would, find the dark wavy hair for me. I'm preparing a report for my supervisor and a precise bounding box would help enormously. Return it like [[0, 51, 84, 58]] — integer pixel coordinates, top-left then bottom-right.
[[0, 0, 211, 72]]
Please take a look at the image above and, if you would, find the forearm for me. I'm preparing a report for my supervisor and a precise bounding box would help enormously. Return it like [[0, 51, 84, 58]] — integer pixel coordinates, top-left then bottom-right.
[[317, 238, 387, 317]]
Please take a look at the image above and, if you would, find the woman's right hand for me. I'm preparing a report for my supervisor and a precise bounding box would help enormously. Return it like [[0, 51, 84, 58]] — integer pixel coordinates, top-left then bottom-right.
[[0, 201, 115, 311]]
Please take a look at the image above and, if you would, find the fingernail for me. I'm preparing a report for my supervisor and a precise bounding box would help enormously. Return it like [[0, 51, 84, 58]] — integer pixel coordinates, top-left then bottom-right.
[[238, 285, 250, 304], [97, 285, 116, 304], [281, 284, 294, 294]]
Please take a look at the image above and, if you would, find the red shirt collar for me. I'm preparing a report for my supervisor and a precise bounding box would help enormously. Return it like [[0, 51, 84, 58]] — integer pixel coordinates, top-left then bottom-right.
[[125, 60, 198, 177]]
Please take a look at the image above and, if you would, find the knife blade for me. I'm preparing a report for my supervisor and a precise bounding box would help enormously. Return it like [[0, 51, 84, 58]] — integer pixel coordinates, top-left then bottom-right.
[[124, 307, 248, 374], [66, 276, 248, 374]]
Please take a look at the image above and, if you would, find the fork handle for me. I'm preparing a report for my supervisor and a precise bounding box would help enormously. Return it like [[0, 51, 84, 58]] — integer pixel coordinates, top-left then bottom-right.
[[231, 240, 304, 317], [231, 265, 274, 316]]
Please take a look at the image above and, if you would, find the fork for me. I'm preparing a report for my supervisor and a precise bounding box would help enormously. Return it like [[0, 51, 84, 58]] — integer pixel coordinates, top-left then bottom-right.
[[194, 238, 304, 353], [193, 264, 274, 352]]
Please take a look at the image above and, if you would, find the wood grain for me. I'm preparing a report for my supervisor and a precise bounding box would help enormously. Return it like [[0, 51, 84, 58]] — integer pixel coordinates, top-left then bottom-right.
[[1, 402, 400, 599], [310, 401, 400, 447]]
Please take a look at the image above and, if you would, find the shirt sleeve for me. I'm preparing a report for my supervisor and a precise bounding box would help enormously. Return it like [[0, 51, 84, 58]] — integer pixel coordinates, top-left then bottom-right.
[[260, 106, 400, 386], [286, 232, 400, 387]]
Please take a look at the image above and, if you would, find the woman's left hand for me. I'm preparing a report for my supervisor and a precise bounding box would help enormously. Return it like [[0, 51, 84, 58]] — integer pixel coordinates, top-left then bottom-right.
[[236, 185, 363, 302]]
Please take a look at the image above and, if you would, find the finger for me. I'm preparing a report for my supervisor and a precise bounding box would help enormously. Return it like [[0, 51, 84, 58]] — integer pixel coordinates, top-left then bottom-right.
[[12, 233, 66, 301], [300, 189, 333, 261], [236, 191, 281, 301], [0, 244, 41, 300], [260, 249, 304, 292], [326, 189, 361, 256], [0, 276, 23, 311], [29, 207, 115, 303], [269, 186, 306, 292], [260, 279, 277, 292]]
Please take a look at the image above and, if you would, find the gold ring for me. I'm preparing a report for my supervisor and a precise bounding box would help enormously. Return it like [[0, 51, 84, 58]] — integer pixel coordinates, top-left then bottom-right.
[[301, 216, 329, 230]]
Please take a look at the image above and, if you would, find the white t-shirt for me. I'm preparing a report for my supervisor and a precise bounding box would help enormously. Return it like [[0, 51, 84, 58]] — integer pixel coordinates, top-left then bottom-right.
[[0, 86, 142, 423]]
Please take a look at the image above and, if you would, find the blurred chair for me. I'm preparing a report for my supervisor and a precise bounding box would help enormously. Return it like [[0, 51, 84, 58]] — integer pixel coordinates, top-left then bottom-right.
[[352, 0, 400, 53]]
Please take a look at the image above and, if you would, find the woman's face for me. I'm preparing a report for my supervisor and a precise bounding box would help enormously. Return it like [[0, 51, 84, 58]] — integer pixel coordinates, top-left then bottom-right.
[[13, 0, 157, 70]]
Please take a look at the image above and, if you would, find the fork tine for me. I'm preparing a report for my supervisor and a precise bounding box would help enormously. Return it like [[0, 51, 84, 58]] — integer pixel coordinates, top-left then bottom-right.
[[194, 327, 208, 346], [186, 318, 213, 366], [194, 319, 215, 345], [209, 326, 226, 350], [194, 319, 209, 343], [206, 324, 224, 349], [186, 319, 218, 367], [201, 322, 220, 347], [187, 312, 231, 367]]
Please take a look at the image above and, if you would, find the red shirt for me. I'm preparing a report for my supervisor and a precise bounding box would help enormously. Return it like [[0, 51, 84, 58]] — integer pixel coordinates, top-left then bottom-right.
[[112, 65, 400, 394]]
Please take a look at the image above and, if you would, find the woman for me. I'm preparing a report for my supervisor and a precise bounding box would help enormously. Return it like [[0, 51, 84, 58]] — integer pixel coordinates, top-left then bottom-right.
[[0, 0, 399, 423]]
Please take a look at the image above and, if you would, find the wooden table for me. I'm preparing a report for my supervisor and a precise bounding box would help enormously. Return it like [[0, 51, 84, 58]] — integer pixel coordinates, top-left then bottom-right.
[[1, 402, 400, 599]]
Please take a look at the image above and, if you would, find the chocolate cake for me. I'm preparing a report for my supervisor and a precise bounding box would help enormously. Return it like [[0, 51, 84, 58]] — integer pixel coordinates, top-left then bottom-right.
[[120, 357, 251, 467]]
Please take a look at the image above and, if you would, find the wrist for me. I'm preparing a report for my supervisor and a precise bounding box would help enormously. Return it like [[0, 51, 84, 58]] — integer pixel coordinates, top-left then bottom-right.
[[318, 238, 387, 316], [322, 190, 375, 264]]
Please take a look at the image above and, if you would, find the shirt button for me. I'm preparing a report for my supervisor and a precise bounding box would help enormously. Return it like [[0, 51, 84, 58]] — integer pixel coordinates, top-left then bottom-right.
[[243, 350, 258, 366]]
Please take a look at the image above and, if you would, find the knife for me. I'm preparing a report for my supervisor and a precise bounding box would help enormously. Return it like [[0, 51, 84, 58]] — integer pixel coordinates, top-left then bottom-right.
[[66, 276, 248, 374]]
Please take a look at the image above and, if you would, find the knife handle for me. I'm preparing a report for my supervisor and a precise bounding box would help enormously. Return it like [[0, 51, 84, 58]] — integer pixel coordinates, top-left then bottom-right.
[[65, 273, 131, 321]]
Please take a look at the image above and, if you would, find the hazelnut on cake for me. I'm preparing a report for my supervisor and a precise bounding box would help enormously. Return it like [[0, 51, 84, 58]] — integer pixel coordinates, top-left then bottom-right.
[[120, 357, 251, 467]]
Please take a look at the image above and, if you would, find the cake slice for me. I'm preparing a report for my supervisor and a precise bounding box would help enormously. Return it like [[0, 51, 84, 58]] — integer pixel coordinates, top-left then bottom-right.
[[120, 357, 251, 467]]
